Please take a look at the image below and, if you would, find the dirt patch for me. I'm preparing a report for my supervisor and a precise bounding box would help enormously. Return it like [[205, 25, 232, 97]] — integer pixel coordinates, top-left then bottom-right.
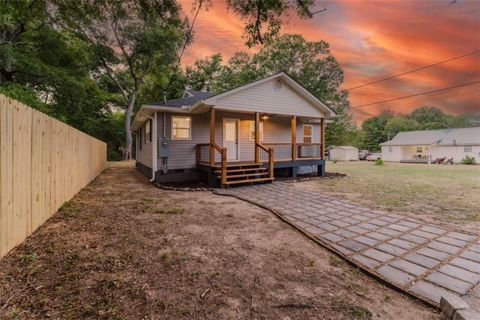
[[0, 168, 439, 319]]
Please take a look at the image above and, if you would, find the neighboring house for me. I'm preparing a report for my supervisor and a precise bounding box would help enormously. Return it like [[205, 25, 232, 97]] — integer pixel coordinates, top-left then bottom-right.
[[380, 127, 480, 163], [132, 72, 336, 187], [328, 146, 359, 161]]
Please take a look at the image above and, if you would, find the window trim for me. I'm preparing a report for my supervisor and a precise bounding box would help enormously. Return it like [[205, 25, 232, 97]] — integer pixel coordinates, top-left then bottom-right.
[[303, 124, 313, 144], [248, 120, 264, 141], [389, 146, 393, 152], [416, 146, 423, 153], [145, 120, 152, 144], [171, 115, 192, 140], [464, 145, 472, 153]]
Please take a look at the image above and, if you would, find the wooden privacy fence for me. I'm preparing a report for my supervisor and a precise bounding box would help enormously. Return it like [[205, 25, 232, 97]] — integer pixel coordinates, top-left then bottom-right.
[[0, 95, 107, 258]]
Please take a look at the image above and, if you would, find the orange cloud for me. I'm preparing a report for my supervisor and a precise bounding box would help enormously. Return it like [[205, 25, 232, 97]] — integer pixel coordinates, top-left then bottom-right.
[[179, 0, 480, 123]]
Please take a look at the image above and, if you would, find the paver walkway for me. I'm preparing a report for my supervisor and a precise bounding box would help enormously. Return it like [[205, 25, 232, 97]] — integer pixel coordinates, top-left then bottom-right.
[[216, 183, 480, 311]]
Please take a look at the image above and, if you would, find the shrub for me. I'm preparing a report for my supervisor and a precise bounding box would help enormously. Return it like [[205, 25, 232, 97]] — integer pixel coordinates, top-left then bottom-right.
[[374, 159, 384, 166], [462, 155, 476, 165]]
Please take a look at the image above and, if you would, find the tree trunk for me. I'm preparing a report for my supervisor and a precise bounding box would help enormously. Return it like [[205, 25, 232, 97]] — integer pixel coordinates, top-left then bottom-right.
[[123, 91, 137, 160]]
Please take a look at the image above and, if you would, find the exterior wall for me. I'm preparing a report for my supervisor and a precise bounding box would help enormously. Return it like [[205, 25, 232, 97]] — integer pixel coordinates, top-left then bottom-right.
[[430, 145, 480, 163], [135, 122, 153, 168], [381, 145, 480, 163], [330, 148, 358, 161], [214, 79, 327, 118], [381, 146, 404, 161], [156, 111, 322, 171]]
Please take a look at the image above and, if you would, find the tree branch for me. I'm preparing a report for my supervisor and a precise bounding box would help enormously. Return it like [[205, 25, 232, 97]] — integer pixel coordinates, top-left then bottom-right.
[[99, 56, 129, 102]]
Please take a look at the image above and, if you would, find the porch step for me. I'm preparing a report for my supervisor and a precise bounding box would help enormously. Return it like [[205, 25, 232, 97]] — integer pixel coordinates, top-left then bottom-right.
[[214, 167, 267, 175], [212, 162, 262, 169], [224, 177, 274, 186], [216, 172, 269, 179]]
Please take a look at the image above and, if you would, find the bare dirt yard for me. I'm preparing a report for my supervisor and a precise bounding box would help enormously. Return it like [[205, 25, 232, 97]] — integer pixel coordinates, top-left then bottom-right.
[[0, 166, 439, 319], [299, 161, 480, 232]]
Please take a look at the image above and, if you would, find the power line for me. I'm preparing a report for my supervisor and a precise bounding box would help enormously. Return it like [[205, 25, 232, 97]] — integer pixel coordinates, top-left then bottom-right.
[[351, 81, 480, 109], [342, 50, 480, 92]]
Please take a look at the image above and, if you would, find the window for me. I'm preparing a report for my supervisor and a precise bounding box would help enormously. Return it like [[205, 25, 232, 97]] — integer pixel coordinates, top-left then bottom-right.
[[248, 121, 264, 141], [138, 130, 142, 150], [303, 125, 313, 143], [172, 116, 191, 140], [389, 146, 393, 152], [145, 120, 152, 143], [416, 146, 423, 153], [464, 146, 472, 153]]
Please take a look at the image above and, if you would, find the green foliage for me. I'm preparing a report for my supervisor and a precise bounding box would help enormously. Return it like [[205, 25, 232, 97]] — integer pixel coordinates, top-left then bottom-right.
[[225, 0, 314, 47], [360, 111, 394, 151], [186, 34, 356, 147], [374, 159, 384, 166], [462, 155, 476, 165]]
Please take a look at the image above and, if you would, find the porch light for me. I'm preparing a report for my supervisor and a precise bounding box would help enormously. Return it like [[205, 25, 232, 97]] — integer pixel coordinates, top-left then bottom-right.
[[260, 114, 269, 121]]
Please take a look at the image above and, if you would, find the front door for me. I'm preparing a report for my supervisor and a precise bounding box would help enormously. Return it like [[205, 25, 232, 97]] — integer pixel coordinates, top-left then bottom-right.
[[224, 119, 239, 161]]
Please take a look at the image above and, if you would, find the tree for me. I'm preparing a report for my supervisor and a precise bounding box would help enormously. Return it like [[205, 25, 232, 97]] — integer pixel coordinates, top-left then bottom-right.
[[56, 0, 187, 159], [225, 0, 316, 47], [384, 116, 418, 138], [360, 111, 394, 151], [185, 34, 356, 146], [409, 106, 448, 129]]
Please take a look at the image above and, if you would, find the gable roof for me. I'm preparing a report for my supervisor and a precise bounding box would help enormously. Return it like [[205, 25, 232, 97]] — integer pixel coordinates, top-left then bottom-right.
[[150, 90, 215, 108], [197, 72, 336, 118], [380, 127, 480, 146]]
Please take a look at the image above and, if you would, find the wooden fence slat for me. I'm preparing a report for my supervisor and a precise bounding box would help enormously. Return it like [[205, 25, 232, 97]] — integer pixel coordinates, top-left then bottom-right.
[[0, 94, 107, 258]]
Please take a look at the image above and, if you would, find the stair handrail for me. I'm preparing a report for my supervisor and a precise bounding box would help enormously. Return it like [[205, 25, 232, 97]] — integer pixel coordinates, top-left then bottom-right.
[[211, 142, 227, 187], [256, 142, 274, 179]]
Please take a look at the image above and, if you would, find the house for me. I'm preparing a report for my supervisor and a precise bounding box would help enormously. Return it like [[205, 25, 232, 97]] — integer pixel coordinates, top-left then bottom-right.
[[328, 146, 359, 161], [132, 72, 336, 187], [380, 127, 480, 163]]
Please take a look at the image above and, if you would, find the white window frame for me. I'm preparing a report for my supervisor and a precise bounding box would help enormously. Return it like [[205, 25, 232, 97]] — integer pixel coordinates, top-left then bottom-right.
[[171, 116, 192, 140], [248, 121, 264, 141], [464, 146, 472, 153], [416, 146, 423, 153], [145, 120, 152, 143], [303, 124, 313, 143], [389, 146, 393, 152]]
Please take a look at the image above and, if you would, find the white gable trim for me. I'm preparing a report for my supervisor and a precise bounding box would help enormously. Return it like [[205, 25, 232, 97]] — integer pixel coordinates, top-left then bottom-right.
[[198, 72, 336, 118]]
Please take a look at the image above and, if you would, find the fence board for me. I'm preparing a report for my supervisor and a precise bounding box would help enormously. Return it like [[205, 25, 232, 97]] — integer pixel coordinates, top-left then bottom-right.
[[0, 95, 107, 258]]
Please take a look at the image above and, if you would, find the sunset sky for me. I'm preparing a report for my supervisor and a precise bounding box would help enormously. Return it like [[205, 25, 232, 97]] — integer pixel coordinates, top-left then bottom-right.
[[179, 0, 480, 123]]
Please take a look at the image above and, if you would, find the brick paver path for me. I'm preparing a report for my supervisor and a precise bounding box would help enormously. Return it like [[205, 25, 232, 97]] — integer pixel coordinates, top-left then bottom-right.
[[216, 183, 480, 310]]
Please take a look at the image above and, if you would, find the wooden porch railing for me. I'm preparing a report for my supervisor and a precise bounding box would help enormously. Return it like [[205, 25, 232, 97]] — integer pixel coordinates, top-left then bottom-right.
[[256, 143, 274, 179], [196, 143, 227, 185], [260, 143, 323, 161]]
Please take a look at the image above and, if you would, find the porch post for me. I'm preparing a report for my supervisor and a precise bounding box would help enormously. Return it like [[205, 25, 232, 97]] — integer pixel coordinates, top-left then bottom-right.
[[320, 118, 325, 160], [291, 115, 296, 161], [210, 108, 215, 167], [255, 112, 260, 163]]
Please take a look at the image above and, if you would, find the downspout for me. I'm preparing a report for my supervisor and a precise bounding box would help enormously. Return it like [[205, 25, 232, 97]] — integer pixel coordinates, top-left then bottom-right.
[[141, 110, 157, 182]]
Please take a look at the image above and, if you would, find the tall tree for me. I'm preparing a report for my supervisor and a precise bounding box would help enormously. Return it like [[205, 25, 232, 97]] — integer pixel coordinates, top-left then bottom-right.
[[56, 0, 187, 159], [225, 0, 315, 47], [360, 111, 394, 151], [185, 34, 356, 146]]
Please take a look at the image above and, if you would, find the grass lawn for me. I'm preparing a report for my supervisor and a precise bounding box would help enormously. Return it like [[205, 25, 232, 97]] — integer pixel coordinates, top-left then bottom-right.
[[307, 161, 480, 229]]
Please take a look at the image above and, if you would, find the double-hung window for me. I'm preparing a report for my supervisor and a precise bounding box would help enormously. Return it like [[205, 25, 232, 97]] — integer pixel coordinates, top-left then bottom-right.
[[303, 125, 313, 143], [248, 121, 264, 141], [172, 116, 191, 140], [145, 120, 152, 143]]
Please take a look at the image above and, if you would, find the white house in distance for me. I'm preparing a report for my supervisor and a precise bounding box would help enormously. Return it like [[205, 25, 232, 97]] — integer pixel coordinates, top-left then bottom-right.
[[380, 127, 480, 163], [329, 146, 359, 161]]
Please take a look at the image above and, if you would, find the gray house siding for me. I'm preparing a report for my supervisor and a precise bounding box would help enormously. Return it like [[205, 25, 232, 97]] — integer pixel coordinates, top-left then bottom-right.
[[136, 122, 153, 169], [155, 110, 321, 171]]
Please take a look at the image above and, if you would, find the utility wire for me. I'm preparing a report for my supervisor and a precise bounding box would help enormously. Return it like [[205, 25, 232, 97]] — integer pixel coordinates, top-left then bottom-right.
[[351, 81, 480, 109], [342, 50, 480, 92]]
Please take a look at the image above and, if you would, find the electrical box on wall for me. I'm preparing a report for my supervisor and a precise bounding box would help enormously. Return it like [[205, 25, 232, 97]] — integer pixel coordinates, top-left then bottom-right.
[[158, 138, 169, 157]]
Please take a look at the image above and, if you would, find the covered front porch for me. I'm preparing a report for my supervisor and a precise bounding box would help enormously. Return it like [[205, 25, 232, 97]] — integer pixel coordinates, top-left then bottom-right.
[[195, 108, 326, 187], [398, 145, 432, 163]]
